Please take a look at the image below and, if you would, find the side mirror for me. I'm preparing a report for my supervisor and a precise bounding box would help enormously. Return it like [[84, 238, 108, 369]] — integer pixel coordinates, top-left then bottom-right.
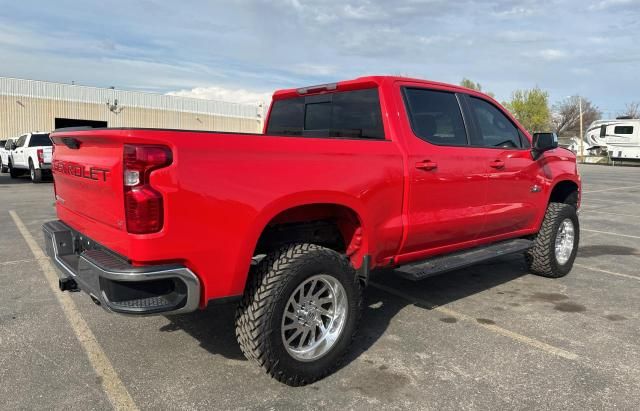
[[9, 142, 16, 151], [532, 132, 558, 159]]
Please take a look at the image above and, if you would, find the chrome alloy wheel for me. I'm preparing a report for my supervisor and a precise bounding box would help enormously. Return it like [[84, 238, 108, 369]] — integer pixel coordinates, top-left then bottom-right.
[[555, 218, 575, 265], [30, 167, 35, 180], [281, 274, 348, 362]]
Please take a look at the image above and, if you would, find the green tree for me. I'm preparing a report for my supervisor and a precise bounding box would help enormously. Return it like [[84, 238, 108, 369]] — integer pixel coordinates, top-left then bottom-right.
[[460, 78, 495, 98], [504, 87, 551, 133]]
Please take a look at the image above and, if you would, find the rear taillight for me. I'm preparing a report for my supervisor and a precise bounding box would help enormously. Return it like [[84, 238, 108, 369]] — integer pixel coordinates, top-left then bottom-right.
[[51, 145, 56, 198], [123, 145, 172, 234], [37, 149, 44, 165]]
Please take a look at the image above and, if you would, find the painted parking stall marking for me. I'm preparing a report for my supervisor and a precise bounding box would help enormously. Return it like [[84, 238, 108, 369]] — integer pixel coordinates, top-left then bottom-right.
[[9, 210, 139, 411]]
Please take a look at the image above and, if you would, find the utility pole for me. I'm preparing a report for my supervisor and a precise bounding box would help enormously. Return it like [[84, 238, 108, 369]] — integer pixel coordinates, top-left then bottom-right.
[[579, 97, 584, 162]]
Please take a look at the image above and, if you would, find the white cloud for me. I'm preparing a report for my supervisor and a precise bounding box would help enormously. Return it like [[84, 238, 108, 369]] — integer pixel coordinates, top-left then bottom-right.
[[588, 0, 635, 11], [524, 48, 569, 61], [167, 86, 272, 105], [493, 6, 536, 17], [287, 63, 337, 76]]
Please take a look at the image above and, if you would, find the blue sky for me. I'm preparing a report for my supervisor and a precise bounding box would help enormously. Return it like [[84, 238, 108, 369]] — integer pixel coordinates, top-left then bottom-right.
[[0, 0, 639, 117]]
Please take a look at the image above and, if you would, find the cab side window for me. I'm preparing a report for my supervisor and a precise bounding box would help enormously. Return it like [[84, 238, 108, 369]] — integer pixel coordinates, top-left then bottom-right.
[[468, 97, 523, 149], [403, 88, 468, 146], [16, 135, 27, 147]]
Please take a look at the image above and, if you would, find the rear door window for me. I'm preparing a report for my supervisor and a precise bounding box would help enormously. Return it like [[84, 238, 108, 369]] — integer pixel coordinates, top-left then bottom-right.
[[267, 88, 384, 139], [28, 133, 52, 147], [16, 135, 27, 147], [468, 97, 523, 149], [402, 88, 468, 146]]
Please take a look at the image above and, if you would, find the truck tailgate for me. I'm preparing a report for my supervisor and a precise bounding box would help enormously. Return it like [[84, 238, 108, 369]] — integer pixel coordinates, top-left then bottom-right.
[[52, 132, 125, 230], [42, 147, 53, 163]]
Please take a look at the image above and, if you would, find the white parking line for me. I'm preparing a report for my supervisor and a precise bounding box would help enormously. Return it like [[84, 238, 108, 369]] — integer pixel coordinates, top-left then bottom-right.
[[574, 263, 639, 281], [582, 210, 640, 218], [9, 210, 139, 411], [0, 258, 36, 266], [580, 198, 629, 205], [582, 228, 640, 240], [369, 281, 579, 361], [583, 184, 640, 194]]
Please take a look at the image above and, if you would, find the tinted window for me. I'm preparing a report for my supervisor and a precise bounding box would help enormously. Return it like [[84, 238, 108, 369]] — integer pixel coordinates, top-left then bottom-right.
[[267, 98, 304, 136], [469, 97, 522, 148], [16, 135, 27, 147], [305, 102, 331, 130], [329, 89, 384, 138], [266, 88, 384, 139], [29, 133, 52, 147], [403, 88, 468, 145], [614, 126, 633, 134]]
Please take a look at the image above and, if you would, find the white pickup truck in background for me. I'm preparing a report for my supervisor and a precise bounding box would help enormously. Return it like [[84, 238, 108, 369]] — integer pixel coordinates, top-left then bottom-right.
[[8, 132, 53, 183], [0, 138, 15, 173]]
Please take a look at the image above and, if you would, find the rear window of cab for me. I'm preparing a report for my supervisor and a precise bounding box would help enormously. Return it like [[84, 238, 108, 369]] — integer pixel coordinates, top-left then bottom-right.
[[266, 88, 385, 139]]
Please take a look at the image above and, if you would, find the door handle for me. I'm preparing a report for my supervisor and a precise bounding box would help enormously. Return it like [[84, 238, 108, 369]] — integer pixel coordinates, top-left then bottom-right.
[[416, 160, 438, 171], [490, 160, 505, 169]]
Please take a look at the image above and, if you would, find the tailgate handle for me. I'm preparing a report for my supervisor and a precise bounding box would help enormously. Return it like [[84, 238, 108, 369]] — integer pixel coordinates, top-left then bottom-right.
[[62, 137, 81, 149]]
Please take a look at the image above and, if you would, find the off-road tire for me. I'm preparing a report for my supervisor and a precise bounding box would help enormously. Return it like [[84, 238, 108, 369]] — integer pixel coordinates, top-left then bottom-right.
[[235, 243, 362, 386], [30, 161, 43, 183], [9, 162, 22, 179], [526, 202, 579, 278]]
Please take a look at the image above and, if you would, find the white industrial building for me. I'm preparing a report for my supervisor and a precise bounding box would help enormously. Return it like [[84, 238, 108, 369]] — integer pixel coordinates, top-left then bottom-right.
[[0, 77, 264, 139]]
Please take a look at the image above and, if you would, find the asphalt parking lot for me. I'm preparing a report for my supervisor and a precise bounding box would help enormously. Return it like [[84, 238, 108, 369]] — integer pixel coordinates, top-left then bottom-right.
[[1, 164, 639, 410]]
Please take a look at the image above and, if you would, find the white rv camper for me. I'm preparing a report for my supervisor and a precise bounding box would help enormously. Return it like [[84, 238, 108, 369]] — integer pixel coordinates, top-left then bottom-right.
[[604, 118, 640, 160], [584, 120, 612, 148]]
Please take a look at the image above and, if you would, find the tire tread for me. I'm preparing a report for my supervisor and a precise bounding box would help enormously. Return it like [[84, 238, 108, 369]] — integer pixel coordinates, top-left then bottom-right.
[[235, 243, 361, 386]]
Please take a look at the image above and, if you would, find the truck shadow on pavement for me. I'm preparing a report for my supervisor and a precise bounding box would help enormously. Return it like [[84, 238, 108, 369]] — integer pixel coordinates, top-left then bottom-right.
[[161, 254, 529, 369]]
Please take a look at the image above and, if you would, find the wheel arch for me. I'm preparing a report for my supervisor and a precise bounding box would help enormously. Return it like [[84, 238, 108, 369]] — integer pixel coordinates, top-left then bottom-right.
[[228, 194, 370, 299], [253, 202, 366, 259], [548, 179, 580, 207]]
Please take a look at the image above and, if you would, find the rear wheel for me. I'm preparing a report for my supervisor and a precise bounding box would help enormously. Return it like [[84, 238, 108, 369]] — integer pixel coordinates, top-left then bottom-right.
[[29, 161, 43, 183], [235, 243, 362, 386], [526, 202, 580, 278]]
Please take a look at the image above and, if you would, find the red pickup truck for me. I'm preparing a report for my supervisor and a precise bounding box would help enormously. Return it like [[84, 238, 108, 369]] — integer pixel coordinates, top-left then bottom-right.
[[43, 76, 580, 385]]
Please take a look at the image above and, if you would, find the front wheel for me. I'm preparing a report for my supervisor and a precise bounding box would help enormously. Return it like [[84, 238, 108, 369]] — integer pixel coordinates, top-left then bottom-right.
[[526, 202, 580, 278], [0, 159, 7, 173], [235, 243, 362, 386]]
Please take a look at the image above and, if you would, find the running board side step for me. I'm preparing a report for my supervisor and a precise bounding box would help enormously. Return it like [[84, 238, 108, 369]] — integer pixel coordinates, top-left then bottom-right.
[[395, 239, 533, 281]]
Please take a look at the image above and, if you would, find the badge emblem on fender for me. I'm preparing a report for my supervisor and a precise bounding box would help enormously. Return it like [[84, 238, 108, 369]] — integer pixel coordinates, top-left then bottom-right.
[[531, 185, 542, 193]]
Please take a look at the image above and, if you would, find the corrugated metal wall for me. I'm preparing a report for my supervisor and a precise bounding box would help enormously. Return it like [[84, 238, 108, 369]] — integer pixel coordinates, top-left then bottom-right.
[[0, 77, 265, 138]]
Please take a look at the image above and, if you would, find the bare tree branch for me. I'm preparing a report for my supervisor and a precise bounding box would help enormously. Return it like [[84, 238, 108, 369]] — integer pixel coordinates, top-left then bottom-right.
[[618, 102, 640, 119], [552, 96, 600, 137]]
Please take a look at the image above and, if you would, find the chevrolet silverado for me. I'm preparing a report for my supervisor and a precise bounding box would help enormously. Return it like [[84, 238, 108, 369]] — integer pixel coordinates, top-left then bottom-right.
[[43, 76, 580, 386]]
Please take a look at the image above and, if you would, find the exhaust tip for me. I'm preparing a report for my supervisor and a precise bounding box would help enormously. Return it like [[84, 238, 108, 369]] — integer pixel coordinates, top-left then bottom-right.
[[59, 277, 79, 292]]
